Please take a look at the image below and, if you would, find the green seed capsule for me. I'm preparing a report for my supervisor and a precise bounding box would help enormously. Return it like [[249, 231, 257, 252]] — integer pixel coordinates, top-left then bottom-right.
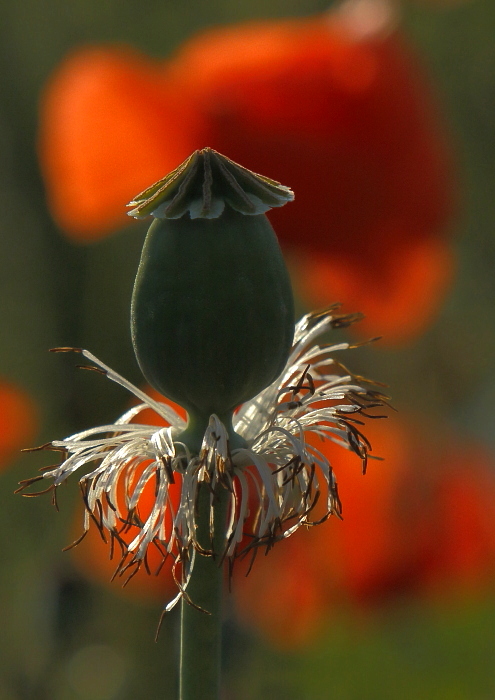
[[128, 148, 295, 451]]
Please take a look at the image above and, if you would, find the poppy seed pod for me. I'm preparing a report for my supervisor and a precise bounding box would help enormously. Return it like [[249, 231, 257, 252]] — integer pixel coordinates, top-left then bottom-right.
[[129, 148, 295, 451]]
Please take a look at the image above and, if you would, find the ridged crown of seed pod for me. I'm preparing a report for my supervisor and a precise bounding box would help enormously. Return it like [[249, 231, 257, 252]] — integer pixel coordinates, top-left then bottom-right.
[[129, 148, 295, 449]]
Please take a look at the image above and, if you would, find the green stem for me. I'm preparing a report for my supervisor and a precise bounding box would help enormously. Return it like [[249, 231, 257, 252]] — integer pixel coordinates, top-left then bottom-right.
[[177, 409, 247, 454], [179, 483, 228, 700]]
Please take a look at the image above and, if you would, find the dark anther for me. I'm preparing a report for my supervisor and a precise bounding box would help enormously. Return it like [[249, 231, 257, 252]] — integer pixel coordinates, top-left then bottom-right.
[[21, 442, 57, 453], [62, 530, 88, 552], [76, 365, 107, 376]]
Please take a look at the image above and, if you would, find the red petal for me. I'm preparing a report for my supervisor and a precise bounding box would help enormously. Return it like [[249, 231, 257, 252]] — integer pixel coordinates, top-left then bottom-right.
[[39, 47, 197, 240]]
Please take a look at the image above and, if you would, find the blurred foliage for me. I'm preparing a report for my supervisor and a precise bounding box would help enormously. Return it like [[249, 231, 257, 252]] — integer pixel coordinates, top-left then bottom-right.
[[1, 0, 495, 699], [231, 601, 495, 699]]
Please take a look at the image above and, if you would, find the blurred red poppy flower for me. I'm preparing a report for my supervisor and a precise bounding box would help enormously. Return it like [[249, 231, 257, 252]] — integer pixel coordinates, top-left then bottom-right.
[[0, 381, 37, 469], [233, 417, 495, 648], [38, 2, 455, 343]]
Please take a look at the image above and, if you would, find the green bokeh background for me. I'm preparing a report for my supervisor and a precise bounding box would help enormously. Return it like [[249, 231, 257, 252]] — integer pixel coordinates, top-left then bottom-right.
[[1, 1, 495, 698]]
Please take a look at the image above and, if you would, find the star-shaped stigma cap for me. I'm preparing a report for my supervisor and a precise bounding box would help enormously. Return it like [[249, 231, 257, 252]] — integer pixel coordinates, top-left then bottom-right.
[[127, 147, 294, 220]]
